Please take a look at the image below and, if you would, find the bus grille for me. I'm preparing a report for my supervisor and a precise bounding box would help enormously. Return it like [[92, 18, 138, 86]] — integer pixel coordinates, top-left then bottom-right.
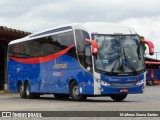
[[110, 83, 136, 87]]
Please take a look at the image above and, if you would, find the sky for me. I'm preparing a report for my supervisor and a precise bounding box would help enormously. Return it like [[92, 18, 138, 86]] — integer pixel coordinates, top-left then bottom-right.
[[1, 0, 160, 58]]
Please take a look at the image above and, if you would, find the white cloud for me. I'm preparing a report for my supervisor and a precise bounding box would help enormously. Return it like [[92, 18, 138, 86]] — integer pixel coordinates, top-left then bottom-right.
[[119, 17, 160, 52], [1, 0, 160, 54]]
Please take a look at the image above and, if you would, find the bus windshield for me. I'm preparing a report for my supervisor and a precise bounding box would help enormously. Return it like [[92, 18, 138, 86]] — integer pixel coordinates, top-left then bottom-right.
[[93, 34, 145, 75]]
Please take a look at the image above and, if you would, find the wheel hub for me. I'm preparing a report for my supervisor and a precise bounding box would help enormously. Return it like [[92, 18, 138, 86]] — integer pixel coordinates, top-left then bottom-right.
[[20, 86, 23, 95], [26, 86, 29, 96], [73, 86, 79, 97]]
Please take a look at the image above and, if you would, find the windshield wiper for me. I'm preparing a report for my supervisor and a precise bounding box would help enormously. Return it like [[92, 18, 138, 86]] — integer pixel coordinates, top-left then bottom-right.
[[110, 53, 121, 73], [111, 57, 119, 73], [122, 47, 137, 72]]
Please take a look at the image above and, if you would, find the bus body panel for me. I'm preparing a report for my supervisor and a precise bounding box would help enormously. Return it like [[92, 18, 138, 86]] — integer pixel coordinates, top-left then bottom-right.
[[9, 54, 145, 95], [146, 69, 160, 84], [8, 54, 95, 95], [100, 73, 144, 94], [8, 60, 41, 92]]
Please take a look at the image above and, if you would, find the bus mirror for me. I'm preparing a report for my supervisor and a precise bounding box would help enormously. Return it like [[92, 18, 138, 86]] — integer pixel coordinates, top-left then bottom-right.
[[86, 39, 98, 55], [141, 40, 154, 55]]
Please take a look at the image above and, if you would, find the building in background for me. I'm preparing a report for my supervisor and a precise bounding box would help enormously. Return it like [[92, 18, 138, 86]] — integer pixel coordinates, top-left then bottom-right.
[[0, 26, 31, 90]]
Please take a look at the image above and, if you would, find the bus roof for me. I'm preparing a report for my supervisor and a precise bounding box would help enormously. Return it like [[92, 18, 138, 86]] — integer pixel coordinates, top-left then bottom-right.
[[9, 22, 137, 45]]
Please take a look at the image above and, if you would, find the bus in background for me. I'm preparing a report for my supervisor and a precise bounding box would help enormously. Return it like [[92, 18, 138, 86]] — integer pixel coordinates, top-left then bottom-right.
[[8, 22, 154, 101], [146, 61, 160, 85]]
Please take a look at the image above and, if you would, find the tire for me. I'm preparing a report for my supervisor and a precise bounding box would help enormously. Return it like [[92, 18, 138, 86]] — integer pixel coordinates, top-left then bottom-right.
[[19, 83, 26, 98], [25, 82, 36, 99], [69, 81, 87, 101], [147, 80, 154, 86], [34, 94, 40, 99], [54, 94, 69, 99], [110, 94, 127, 101]]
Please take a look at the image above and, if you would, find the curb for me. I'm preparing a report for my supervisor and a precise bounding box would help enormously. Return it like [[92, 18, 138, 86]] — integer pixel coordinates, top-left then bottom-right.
[[0, 90, 9, 94]]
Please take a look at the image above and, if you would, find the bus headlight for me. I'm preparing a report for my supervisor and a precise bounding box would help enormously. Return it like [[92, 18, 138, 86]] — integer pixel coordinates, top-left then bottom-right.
[[136, 80, 144, 86], [95, 78, 110, 86]]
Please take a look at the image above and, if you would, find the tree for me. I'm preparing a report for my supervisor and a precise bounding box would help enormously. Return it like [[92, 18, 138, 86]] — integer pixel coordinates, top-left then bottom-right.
[[140, 36, 147, 54]]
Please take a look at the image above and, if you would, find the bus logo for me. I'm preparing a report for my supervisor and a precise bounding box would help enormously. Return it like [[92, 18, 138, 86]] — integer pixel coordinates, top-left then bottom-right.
[[53, 72, 64, 76], [53, 60, 67, 68]]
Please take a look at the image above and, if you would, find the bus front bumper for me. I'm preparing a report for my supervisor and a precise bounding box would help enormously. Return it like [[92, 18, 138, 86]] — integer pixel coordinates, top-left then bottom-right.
[[100, 84, 144, 95]]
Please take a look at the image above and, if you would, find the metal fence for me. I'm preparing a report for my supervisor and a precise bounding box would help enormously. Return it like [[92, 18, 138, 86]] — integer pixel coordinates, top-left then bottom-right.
[[145, 52, 160, 60]]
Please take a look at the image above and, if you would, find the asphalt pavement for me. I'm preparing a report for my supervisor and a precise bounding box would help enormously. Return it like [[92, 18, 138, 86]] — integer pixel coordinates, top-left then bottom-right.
[[0, 85, 160, 120]]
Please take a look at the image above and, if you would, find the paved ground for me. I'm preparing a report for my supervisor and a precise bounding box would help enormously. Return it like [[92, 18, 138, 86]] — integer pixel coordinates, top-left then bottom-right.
[[0, 85, 160, 120]]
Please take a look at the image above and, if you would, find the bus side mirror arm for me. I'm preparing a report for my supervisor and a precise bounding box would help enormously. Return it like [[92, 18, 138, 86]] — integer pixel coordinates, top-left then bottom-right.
[[85, 39, 98, 55], [141, 40, 154, 55]]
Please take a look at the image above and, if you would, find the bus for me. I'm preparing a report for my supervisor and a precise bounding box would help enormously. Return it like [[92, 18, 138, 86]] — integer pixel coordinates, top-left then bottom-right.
[[8, 22, 154, 101], [146, 61, 160, 85]]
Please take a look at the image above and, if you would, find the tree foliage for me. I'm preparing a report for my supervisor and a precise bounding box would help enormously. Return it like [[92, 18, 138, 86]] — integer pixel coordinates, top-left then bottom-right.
[[140, 36, 147, 53]]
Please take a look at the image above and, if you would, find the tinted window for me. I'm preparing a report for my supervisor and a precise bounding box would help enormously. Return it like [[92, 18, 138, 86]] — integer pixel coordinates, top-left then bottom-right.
[[9, 31, 76, 58]]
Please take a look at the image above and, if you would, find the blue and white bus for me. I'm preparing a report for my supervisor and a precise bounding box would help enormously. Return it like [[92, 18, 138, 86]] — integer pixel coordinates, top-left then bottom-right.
[[8, 22, 154, 101], [146, 61, 160, 85]]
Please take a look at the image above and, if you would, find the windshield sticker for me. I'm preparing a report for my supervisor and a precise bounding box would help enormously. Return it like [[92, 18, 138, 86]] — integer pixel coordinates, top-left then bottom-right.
[[102, 60, 108, 63], [133, 60, 136, 62], [94, 35, 114, 41]]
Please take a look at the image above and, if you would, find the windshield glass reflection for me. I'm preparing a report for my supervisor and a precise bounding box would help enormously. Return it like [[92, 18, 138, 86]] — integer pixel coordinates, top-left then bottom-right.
[[93, 35, 145, 75]]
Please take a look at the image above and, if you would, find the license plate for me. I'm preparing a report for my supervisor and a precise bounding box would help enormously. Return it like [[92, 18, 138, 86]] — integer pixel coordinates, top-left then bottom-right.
[[120, 88, 128, 93]]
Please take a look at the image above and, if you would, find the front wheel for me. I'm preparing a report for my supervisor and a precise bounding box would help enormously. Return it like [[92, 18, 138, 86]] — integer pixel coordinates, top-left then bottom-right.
[[147, 80, 154, 86], [110, 94, 127, 101], [70, 81, 87, 101]]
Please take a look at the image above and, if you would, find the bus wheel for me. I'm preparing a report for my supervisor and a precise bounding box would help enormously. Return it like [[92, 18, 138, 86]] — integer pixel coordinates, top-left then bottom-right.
[[70, 81, 87, 101], [25, 82, 35, 99], [19, 83, 26, 98], [148, 80, 154, 86], [34, 94, 40, 99], [110, 94, 127, 101], [54, 94, 69, 99]]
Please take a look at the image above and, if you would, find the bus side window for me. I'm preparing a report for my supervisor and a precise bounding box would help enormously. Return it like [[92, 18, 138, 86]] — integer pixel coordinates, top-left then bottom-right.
[[75, 29, 90, 67], [85, 45, 92, 67]]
